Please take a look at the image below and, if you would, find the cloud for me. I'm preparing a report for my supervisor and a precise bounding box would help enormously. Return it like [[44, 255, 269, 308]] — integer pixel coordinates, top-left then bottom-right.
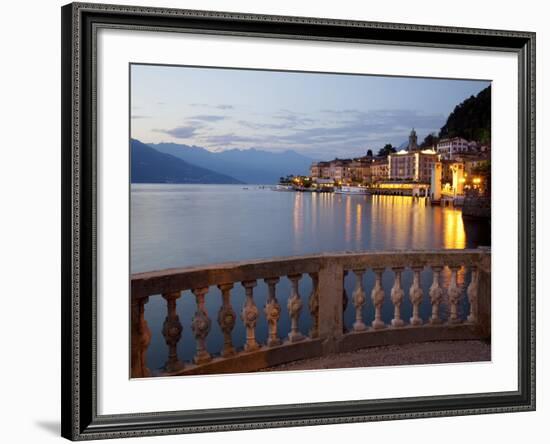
[[152, 108, 445, 158], [153, 125, 200, 139], [237, 110, 316, 131], [274, 109, 316, 126], [189, 103, 234, 110], [237, 120, 289, 130], [189, 114, 227, 122], [201, 133, 262, 145], [236, 109, 443, 153], [268, 109, 445, 157]]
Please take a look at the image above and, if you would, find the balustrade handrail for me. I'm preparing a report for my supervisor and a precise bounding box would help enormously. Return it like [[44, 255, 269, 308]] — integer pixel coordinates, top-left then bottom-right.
[[130, 248, 491, 378], [131, 248, 490, 299]]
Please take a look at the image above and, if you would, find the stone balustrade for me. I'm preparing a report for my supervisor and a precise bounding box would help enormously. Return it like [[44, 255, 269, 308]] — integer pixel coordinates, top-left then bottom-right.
[[131, 249, 491, 378]]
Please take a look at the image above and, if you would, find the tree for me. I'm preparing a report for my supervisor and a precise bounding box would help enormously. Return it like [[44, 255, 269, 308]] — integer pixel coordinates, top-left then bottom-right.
[[472, 160, 490, 176], [366, 149, 373, 157], [420, 133, 439, 148], [439, 85, 491, 144], [377, 144, 396, 157]]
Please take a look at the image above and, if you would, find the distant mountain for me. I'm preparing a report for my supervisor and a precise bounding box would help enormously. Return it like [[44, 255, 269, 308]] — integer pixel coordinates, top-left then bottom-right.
[[397, 140, 408, 150], [148, 142, 313, 184], [131, 139, 243, 184]]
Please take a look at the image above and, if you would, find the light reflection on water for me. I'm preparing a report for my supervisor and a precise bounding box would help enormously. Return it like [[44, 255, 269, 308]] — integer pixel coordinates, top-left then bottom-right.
[[131, 184, 490, 370]]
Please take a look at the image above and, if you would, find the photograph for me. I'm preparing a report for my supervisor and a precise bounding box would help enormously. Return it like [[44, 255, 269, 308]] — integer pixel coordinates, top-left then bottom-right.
[[130, 65, 492, 378], [54, 1, 537, 440]]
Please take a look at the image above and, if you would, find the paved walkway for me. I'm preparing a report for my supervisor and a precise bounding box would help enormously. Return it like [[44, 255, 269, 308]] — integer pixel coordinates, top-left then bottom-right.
[[262, 340, 490, 372]]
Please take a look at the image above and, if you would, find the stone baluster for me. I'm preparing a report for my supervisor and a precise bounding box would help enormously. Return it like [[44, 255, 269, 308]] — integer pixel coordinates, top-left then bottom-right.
[[467, 266, 479, 323], [409, 267, 424, 325], [429, 267, 444, 324], [308, 273, 320, 339], [352, 269, 367, 331], [448, 266, 462, 324], [342, 271, 349, 333], [191, 287, 212, 364], [131, 296, 152, 378], [241, 280, 260, 352], [287, 274, 304, 342], [264, 277, 282, 347], [371, 268, 386, 329], [217, 283, 236, 357], [390, 268, 405, 327], [161, 291, 184, 372]]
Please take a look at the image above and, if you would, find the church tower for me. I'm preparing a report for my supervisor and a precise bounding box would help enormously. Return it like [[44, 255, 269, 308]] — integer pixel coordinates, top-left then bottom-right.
[[408, 128, 418, 151]]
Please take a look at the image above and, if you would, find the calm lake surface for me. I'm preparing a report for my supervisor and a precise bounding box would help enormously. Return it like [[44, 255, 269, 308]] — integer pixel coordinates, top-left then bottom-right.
[[131, 184, 490, 370]]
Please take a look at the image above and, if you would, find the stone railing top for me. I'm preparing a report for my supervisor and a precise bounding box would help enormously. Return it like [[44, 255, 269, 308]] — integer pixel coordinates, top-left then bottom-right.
[[131, 248, 490, 300]]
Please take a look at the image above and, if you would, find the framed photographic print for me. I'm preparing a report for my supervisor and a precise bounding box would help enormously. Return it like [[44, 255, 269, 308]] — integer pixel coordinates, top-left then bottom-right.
[[61, 2, 535, 440]]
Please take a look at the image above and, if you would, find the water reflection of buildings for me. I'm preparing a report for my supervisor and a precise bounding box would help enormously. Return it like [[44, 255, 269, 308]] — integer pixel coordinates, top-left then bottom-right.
[[355, 203, 362, 249], [291, 193, 469, 253], [345, 195, 352, 243], [443, 209, 466, 249], [369, 195, 416, 249], [292, 192, 304, 250]]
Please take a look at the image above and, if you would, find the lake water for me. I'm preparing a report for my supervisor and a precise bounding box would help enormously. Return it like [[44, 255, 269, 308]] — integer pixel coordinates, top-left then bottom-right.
[[131, 184, 490, 370]]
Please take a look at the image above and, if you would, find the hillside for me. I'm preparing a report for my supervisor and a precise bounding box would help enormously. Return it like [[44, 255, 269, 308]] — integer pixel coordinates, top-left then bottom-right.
[[131, 139, 243, 184], [439, 85, 491, 144]]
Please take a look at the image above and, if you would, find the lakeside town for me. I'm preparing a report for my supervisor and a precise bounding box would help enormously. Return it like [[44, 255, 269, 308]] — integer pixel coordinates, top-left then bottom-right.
[[130, 66, 492, 377], [276, 129, 490, 217]]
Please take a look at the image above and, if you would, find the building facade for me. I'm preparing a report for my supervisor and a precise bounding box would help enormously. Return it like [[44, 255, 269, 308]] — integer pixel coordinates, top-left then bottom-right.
[[436, 137, 470, 160], [370, 158, 389, 182], [310, 158, 372, 183], [388, 150, 439, 182], [310, 161, 331, 180], [307, 130, 483, 188]]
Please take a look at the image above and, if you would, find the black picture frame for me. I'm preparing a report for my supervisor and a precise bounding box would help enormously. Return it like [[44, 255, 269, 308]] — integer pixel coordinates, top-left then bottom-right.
[[61, 2, 536, 440]]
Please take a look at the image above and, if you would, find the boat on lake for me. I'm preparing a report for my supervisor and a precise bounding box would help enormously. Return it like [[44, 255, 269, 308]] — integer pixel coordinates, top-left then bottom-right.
[[334, 185, 370, 195], [274, 184, 294, 191]]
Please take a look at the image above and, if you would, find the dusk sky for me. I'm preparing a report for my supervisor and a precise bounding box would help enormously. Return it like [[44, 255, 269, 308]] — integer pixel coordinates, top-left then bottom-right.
[[131, 64, 490, 159]]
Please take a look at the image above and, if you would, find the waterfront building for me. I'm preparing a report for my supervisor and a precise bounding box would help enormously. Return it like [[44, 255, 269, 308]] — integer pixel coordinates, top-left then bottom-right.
[[310, 158, 372, 184], [310, 162, 320, 179], [313, 178, 335, 192], [440, 159, 455, 185], [440, 154, 489, 185], [436, 137, 470, 160], [307, 129, 472, 186], [328, 159, 350, 182], [451, 163, 465, 196], [370, 157, 389, 182], [310, 161, 330, 180], [463, 154, 490, 176], [370, 180, 430, 196], [431, 162, 442, 201], [347, 159, 371, 183], [388, 149, 439, 182]]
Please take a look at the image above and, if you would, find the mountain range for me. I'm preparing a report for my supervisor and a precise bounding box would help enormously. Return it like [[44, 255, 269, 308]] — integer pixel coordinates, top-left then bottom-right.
[[131, 139, 243, 184], [148, 142, 313, 184]]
